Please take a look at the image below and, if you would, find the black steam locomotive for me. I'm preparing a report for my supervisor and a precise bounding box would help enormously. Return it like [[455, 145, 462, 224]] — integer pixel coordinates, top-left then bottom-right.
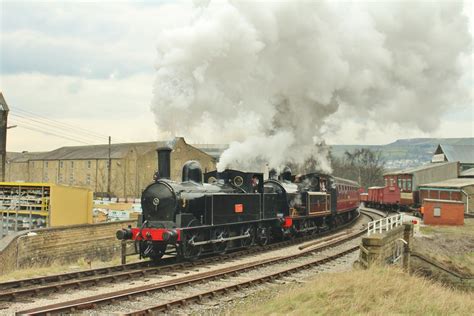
[[117, 147, 360, 261]]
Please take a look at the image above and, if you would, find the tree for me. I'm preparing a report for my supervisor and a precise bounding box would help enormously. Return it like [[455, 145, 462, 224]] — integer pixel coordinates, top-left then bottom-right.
[[331, 148, 385, 189]]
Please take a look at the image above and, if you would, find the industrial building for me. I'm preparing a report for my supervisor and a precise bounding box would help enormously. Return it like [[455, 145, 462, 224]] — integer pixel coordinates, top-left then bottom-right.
[[0, 182, 93, 237], [5, 137, 216, 198], [431, 143, 474, 171], [419, 178, 474, 214]]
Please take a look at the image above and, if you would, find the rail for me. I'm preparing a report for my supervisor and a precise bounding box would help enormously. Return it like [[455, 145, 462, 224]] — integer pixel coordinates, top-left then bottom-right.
[[367, 213, 404, 236]]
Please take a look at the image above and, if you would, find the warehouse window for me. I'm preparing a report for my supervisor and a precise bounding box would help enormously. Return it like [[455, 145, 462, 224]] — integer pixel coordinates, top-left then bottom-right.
[[71, 161, 74, 168], [58, 174, 63, 183], [31, 162, 35, 168], [43, 175, 49, 182], [69, 173, 74, 183], [45, 161, 48, 168], [87, 160, 92, 169], [86, 174, 91, 185], [434, 207, 441, 217], [60, 161, 63, 168]]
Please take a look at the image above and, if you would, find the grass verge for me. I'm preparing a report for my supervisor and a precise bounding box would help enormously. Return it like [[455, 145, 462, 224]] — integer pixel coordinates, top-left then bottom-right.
[[229, 266, 474, 315], [0, 255, 143, 282]]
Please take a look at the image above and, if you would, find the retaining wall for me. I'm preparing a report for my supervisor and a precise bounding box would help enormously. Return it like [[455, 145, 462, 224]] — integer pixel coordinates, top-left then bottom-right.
[[359, 223, 413, 269], [0, 220, 135, 276]]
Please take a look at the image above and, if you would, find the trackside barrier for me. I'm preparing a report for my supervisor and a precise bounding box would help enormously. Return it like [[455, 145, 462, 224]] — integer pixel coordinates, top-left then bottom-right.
[[367, 214, 404, 236]]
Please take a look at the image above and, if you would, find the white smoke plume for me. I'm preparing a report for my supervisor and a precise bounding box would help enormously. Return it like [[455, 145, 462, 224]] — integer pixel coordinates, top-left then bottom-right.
[[151, 1, 472, 173]]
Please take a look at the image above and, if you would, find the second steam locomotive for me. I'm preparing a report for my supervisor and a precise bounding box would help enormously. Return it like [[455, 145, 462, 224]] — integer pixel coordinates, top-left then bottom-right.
[[117, 147, 360, 261]]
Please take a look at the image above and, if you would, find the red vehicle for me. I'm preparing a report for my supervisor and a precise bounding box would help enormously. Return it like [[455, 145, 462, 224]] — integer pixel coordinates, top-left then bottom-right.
[[365, 184, 401, 210]]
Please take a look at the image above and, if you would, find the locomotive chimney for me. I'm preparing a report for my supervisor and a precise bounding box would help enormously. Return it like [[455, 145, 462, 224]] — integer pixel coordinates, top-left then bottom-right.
[[157, 146, 172, 179]]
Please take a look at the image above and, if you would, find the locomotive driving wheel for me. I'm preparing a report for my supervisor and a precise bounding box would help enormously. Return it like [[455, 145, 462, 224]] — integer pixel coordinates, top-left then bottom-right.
[[240, 225, 255, 248], [212, 228, 229, 254], [182, 231, 203, 260], [256, 226, 270, 246]]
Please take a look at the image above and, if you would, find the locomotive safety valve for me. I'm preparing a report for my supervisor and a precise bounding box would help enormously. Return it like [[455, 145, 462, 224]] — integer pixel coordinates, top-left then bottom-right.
[[116, 229, 133, 240]]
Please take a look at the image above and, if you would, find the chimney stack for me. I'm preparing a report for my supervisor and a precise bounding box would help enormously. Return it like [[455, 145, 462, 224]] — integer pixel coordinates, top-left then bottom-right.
[[156, 146, 172, 179]]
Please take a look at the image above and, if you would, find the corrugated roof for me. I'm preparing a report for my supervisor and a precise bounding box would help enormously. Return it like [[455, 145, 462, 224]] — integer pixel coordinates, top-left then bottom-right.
[[460, 168, 474, 177], [418, 178, 474, 189], [437, 144, 474, 163], [384, 162, 455, 176]]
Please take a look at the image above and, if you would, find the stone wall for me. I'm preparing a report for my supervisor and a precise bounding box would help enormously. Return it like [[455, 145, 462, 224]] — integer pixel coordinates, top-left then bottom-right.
[[359, 223, 413, 269], [0, 220, 135, 275]]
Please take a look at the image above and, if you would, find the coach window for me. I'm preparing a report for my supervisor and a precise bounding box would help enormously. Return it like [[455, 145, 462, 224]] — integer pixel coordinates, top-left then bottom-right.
[[407, 179, 412, 191]]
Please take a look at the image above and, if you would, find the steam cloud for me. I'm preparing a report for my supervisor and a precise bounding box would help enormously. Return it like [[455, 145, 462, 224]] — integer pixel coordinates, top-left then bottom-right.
[[151, 1, 471, 173]]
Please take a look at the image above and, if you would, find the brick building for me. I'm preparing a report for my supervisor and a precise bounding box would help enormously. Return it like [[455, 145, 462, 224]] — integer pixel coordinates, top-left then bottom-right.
[[423, 199, 464, 226], [419, 178, 474, 214], [5, 137, 216, 198]]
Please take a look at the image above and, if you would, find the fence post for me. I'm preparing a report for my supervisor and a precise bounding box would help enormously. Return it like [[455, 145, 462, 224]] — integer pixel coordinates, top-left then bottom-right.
[[121, 240, 127, 265]]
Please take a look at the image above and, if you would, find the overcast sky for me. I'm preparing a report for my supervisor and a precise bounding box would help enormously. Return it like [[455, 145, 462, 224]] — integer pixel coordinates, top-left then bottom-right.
[[1, 0, 473, 153]]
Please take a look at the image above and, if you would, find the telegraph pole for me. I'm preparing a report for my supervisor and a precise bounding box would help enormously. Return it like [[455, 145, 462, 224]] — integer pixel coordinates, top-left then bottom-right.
[[0, 93, 10, 182], [107, 136, 112, 197]]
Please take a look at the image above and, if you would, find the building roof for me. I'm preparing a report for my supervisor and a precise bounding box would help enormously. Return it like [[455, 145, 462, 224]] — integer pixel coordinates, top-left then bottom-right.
[[460, 168, 474, 177], [384, 162, 455, 176], [7, 151, 46, 163], [434, 144, 474, 164], [418, 178, 474, 189], [8, 140, 176, 162], [6, 137, 219, 162]]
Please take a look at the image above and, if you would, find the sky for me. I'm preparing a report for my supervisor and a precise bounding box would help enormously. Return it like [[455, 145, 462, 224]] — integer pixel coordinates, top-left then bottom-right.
[[0, 0, 473, 153]]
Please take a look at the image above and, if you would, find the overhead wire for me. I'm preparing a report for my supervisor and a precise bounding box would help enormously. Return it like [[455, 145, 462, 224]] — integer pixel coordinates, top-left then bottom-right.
[[13, 107, 113, 141], [9, 118, 93, 145], [10, 113, 105, 144], [10, 106, 129, 144]]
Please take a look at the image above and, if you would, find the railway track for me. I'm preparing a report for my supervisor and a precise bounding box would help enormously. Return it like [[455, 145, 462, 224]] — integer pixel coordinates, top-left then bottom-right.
[[13, 211, 377, 315], [0, 211, 366, 303]]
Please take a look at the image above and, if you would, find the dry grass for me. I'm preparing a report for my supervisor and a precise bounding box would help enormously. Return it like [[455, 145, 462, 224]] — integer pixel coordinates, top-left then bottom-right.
[[230, 266, 474, 315], [415, 218, 474, 276], [0, 255, 143, 282], [420, 218, 474, 237]]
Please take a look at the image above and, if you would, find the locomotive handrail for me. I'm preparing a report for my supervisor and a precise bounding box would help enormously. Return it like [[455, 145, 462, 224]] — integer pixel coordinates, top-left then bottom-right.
[[367, 213, 404, 236]]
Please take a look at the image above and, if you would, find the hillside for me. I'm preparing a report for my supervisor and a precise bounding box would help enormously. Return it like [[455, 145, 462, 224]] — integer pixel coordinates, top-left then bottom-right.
[[330, 137, 473, 170]]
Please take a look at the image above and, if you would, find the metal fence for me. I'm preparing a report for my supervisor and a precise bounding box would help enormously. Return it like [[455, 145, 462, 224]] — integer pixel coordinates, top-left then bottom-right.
[[367, 213, 404, 236]]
